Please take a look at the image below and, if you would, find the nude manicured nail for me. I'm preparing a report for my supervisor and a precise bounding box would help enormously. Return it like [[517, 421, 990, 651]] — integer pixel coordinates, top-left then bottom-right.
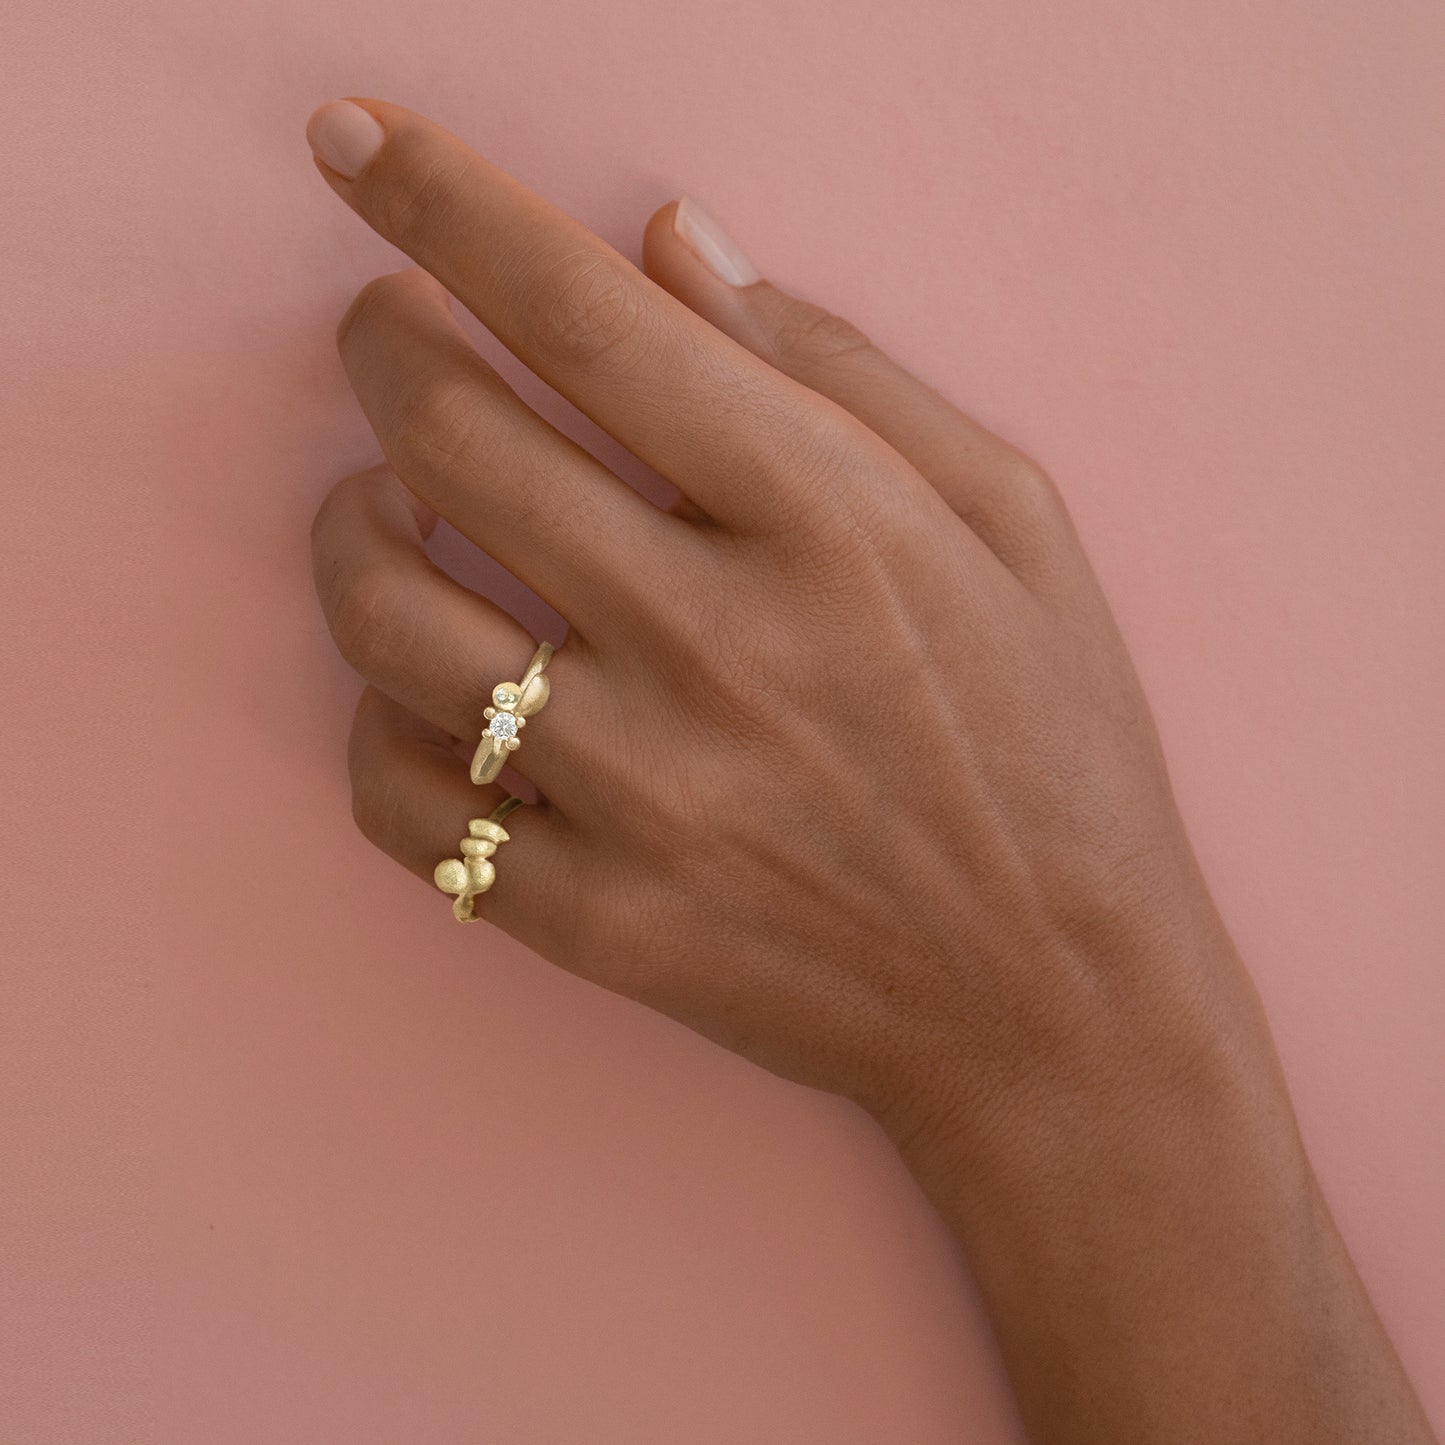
[[306, 100, 385, 179], [673, 197, 761, 287]]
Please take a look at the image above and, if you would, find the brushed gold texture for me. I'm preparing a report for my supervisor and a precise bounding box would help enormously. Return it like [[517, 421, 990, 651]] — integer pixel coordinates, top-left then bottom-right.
[[434, 795, 526, 921]]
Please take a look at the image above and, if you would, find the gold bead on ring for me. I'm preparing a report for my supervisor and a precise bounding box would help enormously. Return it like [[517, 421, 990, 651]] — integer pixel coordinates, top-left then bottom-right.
[[434, 795, 525, 922], [470, 641, 553, 786]]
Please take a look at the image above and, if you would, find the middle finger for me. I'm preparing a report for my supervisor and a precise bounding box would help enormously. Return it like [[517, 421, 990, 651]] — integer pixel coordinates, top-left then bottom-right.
[[308, 97, 868, 529]]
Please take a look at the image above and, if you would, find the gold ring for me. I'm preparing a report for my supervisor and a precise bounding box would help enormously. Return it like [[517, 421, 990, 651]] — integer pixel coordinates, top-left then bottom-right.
[[469, 641, 553, 786], [434, 795, 525, 922]]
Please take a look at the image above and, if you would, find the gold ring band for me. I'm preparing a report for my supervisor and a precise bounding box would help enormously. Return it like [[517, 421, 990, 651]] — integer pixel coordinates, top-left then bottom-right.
[[434, 795, 525, 922], [470, 641, 554, 786]]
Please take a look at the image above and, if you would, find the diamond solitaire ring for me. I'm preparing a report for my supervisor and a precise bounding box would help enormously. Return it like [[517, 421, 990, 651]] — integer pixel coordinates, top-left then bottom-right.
[[469, 641, 554, 786]]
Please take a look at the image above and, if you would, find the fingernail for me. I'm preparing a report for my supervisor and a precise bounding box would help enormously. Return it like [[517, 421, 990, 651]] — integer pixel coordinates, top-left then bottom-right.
[[673, 197, 761, 287], [306, 100, 385, 180]]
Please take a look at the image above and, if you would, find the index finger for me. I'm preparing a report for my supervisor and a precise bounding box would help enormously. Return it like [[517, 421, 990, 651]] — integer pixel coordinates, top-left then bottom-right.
[[306, 97, 858, 528]]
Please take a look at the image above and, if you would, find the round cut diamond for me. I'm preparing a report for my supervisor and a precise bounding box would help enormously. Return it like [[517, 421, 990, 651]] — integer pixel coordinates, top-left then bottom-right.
[[489, 711, 519, 741]]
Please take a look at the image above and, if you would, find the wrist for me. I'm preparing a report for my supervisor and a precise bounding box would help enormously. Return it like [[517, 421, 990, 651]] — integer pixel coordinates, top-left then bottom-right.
[[857, 895, 1435, 1437], [866, 930, 1436, 1444], [869, 906, 1302, 1230]]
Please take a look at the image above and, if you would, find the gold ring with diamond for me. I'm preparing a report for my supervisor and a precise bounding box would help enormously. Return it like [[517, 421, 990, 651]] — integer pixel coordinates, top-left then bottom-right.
[[469, 641, 553, 786], [434, 795, 525, 922]]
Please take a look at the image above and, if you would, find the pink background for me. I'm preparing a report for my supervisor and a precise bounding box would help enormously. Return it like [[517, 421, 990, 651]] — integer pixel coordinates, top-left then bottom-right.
[[4, 1, 1442, 1440]]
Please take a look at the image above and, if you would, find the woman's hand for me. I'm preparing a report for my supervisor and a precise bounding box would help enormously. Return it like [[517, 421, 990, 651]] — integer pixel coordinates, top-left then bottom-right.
[[306, 95, 1228, 1127], [306, 99, 1435, 1445]]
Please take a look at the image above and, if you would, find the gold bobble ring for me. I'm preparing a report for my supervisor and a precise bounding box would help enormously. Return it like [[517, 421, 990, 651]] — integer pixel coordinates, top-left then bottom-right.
[[469, 641, 553, 786], [434, 795, 525, 922]]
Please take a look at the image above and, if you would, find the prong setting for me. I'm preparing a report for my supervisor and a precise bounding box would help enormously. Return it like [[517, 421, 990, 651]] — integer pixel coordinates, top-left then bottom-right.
[[469, 643, 553, 787]]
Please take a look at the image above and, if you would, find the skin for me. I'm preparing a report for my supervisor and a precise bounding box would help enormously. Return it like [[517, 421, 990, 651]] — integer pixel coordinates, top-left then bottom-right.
[[306, 98, 1437, 1444]]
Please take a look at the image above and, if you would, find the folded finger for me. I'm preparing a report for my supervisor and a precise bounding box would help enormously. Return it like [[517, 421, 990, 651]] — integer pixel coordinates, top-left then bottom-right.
[[347, 686, 584, 954], [311, 462, 579, 793], [336, 266, 691, 637]]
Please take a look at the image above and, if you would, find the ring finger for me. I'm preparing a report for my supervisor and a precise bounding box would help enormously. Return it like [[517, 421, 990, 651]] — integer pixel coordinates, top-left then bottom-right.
[[310, 461, 593, 803]]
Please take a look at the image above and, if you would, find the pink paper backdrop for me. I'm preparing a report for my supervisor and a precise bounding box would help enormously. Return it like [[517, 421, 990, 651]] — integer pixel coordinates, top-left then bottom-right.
[[4, 1, 1442, 1440]]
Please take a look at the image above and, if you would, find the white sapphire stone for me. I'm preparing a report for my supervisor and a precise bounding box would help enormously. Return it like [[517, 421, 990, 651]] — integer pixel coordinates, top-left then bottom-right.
[[489, 711, 519, 741]]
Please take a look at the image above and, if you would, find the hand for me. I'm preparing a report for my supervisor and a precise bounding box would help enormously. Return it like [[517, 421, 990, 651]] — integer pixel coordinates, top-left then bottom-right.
[[306, 99, 1435, 1445], [307, 96, 1233, 1126]]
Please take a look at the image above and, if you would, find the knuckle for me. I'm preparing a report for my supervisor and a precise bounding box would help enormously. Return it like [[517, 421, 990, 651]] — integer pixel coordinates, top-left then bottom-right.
[[765, 409, 886, 534], [346, 701, 404, 850], [328, 561, 417, 675], [371, 147, 468, 244], [662, 598, 781, 719], [990, 451, 1073, 544], [309, 469, 357, 554], [391, 371, 484, 478], [335, 272, 402, 352], [349, 767, 403, 853], [636, 756, 731, 853], [774, 393, 858, 473], [707, 623, 784, 718], [529, 247, 649, 370], [1003, 451, 1063, 509], [348, 766, 384, 845], [311, 466, 389, 574], [771, 301, 873, 369]]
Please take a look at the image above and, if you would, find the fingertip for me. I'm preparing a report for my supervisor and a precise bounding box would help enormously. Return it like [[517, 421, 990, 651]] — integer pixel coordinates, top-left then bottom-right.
[[642, 197, 680, 246], [640, 199, 682, 279], [305, 99, 386, 180], [643, 196, 762, 291], [672, 196, 762, 288]]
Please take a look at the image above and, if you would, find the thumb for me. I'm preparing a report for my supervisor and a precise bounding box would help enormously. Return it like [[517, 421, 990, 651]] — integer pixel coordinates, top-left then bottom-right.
[[642, 197, 1065, 578]]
